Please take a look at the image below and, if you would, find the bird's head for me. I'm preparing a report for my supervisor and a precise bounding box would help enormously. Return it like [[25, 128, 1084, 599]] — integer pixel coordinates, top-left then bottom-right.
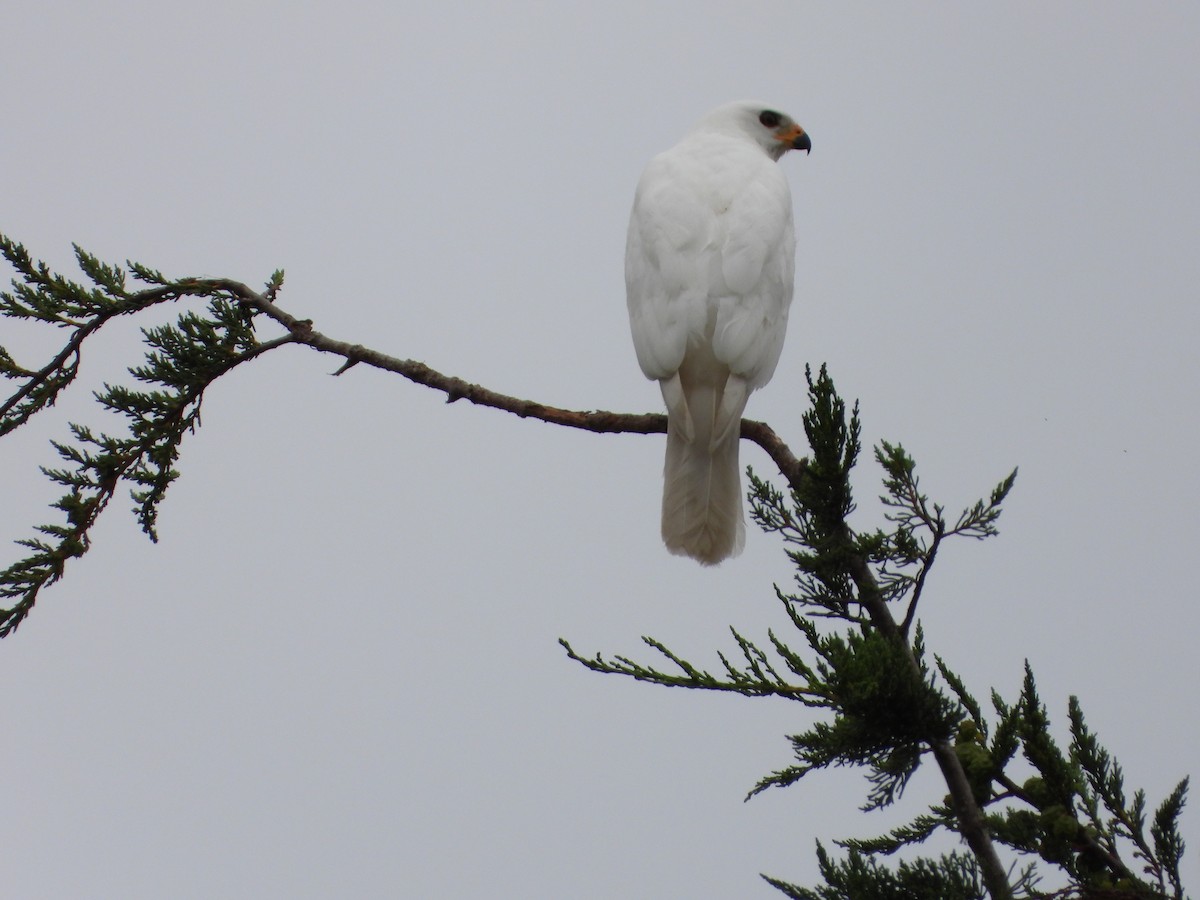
[[695, 101, 811, 161]]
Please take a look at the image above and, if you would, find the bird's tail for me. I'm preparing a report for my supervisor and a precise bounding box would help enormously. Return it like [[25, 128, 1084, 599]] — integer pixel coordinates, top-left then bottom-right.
[[661, 384, 746, 566]]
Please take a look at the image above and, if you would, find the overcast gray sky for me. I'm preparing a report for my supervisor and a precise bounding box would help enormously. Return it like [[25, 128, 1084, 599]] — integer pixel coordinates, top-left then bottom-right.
[[3, 3, 1198, 897]]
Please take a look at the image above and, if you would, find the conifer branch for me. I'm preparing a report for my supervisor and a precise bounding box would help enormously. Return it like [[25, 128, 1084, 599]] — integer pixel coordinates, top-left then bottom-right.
[[558, 635, 826, 703], [0, 240, 803, 635], [200, 274, 809, 483]]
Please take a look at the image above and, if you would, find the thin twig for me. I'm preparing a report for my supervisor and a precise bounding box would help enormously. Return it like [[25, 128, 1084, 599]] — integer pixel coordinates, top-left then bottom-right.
[[901, 523, 943, 638]]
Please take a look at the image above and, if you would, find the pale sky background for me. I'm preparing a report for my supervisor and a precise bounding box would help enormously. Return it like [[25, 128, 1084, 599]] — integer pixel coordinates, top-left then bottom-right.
[[2, 3, 1198, 898]]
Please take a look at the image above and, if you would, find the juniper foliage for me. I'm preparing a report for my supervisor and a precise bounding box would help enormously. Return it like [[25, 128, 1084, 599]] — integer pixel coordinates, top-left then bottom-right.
[[563, 367, 1189, 899], [0, 237, 284, 636]]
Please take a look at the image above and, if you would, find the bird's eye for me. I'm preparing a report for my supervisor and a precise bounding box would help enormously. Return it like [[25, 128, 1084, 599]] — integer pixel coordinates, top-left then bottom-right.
[[758, 110, 782, 128]]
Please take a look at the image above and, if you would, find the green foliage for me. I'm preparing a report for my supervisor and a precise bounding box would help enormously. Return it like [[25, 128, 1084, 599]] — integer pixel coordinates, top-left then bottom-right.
[[975, 666, 1191, 898], [762, 843, 985, 900], [0, 236, 282, 636], [750, 366, 864, 621], [748, 624, 961, 811], [562, 366, 1190, 899]]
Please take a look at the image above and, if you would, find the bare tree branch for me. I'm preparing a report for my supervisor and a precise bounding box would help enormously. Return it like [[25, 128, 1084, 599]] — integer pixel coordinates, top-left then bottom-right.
[[193, 277, 809, 486]]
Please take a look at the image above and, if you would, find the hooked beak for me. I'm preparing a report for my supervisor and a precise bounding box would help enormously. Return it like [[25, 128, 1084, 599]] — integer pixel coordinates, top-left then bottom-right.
[[777, 123, 811, 155]]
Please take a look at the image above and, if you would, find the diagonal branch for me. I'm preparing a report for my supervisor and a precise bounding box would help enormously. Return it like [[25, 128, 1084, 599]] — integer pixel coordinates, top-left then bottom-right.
[[900, 523, 943, 638], [840, 526, 1013, 900], [0, 331, 297, 638]]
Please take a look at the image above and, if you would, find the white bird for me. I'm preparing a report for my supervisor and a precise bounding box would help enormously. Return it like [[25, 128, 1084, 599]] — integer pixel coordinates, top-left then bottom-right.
[[625, 101, 810, 565]]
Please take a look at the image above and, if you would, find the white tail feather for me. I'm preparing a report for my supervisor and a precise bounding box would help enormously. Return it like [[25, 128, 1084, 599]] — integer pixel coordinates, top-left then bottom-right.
[[660, 381, 746, 565]]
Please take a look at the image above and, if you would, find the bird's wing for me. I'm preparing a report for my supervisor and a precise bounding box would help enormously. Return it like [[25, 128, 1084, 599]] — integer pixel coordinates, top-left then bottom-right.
[[710, 161, 795, 389], [624, 151, 717, 382]]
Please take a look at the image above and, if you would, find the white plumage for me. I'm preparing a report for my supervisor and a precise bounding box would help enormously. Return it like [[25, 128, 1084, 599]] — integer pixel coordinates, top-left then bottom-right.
[[625, 101, 810, 565]]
